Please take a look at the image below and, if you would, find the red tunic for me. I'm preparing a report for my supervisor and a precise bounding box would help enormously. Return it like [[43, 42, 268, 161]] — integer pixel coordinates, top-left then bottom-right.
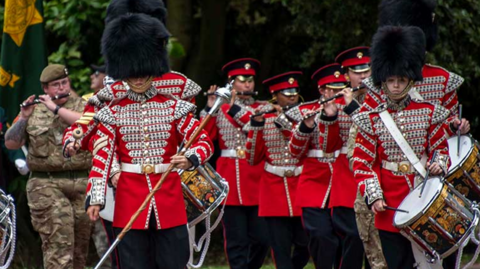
[[352, 97, 450, 232], [361, 64, 464, 136], [200, 99, 271, 206], [86, 85, 213, 230], [286, 101, 340, 208], [63, 71, 201, 154], [246, 113, 302, 217]]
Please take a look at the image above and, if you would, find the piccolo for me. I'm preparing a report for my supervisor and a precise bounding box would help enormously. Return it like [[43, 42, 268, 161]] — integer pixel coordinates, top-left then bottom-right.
[[20, 93, 71, 107], [204, 91, 258, 96], [250, 104, 299, 118], [302, 84, 366, 120]]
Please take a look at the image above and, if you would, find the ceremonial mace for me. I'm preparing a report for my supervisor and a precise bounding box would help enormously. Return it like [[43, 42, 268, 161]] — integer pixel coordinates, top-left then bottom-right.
[[94, 82, 233, 269]]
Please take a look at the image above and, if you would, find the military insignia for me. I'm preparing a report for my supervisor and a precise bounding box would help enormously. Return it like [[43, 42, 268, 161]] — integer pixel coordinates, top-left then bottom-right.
[[334, 71, 340, 78], [288, 77, 295, 84], [357, 52, 363, 59], [236, 147, 246, 159], [64, 68, 69, 76], [284, 170, 294, 177], [4, 0, 44, 47], [244, 63, 251, 70]]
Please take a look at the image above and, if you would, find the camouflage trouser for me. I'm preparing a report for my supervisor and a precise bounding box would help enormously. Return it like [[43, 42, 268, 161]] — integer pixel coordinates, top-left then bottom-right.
[[92, 219, 111, 269], [354, 190, 388, 269], [26, 176, 92, 269]]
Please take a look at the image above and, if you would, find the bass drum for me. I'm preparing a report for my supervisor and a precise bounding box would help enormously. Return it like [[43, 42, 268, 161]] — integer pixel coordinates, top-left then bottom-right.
[[179, 163, 229, 227], [446, 135, 480, 202], [99, 185, 115, 222]]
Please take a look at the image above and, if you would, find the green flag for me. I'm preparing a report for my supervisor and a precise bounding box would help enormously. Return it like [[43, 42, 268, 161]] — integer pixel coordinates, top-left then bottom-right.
[[0, 0, 47, 124]]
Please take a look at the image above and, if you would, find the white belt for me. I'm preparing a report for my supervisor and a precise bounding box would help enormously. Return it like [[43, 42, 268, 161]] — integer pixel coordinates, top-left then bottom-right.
[[382, 160, 416, 174], [121, 163, 171, 174], [307, 150, 337, 158], [338, 147, 348, 154], [221, 149, 237, 158], [264, 163, 303, 177]]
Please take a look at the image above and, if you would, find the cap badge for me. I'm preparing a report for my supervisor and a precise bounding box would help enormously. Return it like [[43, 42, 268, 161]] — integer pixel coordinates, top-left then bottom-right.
[[357, 52, 363, 59], [288, 77, 295, 84], [334, 71, 340, 78], [64, 68, 69, 76], [244, 63, 251, 70]]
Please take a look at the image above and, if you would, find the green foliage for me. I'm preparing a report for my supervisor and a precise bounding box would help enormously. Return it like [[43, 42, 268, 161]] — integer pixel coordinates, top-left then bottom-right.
[[43, 0, 109, 94]]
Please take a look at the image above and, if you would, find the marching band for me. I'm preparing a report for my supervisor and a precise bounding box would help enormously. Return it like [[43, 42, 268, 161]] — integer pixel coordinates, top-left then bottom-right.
[[3, 0, 479, 269]]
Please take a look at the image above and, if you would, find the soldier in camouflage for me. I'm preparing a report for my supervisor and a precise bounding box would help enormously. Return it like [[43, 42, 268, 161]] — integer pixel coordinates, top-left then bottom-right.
[[5, 64, 92, 269]]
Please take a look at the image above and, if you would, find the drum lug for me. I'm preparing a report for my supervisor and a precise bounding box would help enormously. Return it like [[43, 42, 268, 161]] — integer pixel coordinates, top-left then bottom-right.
[[181, 182, 205, 209], [445, 182, 473, 209], [463, 170, 480, 194], [427, 216, 456, 244], [444, 197, 473, 222]]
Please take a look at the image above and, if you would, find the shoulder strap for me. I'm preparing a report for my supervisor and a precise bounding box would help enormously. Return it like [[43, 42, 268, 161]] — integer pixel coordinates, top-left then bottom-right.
[[409, 87, 423, 100], [379, 110, 427, 178]]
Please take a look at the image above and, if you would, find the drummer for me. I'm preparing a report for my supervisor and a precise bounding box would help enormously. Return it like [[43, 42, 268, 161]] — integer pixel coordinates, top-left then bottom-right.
[[351, 26, 450, 269]]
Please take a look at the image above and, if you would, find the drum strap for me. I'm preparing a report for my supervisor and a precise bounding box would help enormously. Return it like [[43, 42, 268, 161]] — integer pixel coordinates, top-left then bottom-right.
[[379, 110, 427, 178], [409, 88, 424, 100]]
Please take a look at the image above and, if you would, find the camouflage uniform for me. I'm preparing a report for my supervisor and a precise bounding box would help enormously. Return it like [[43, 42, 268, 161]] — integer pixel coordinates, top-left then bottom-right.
[[348, 124, 388, 269], [25, 96, 92, 269]]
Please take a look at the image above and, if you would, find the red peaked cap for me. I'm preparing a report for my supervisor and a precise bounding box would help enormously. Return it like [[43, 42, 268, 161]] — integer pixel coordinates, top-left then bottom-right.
[[335, 46, 371, 71], [262, 71, 303, 94], [222, 58, 261, 78], [311, 63, 348, 88]]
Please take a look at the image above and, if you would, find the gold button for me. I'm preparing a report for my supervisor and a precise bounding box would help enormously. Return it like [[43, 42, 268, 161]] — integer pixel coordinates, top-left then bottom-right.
[[142, 111, 147, 115], [144, 150, 149, 155], [144, 126, 148, 132], [144, 119, 149, 123], [145, 134, 150, 141]]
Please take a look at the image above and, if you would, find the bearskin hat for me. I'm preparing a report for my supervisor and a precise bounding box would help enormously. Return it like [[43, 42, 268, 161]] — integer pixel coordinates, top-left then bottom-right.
[[101, 13, 170, 80], [378, 0, 438, 51], [370, 26, 426, 84], [105, 0, 167, 24]]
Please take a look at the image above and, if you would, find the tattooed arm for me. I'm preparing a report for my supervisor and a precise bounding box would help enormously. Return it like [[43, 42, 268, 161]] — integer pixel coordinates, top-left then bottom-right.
[[5, 118, 28, 150]]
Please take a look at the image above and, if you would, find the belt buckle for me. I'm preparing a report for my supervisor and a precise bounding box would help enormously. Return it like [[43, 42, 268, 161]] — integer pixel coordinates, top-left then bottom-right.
[[284, 169, 294, 177], [143, 164, 154, 174], [236, 147, 246, 159], [398, 163, 410, 173], [324, 152, 334, 158]]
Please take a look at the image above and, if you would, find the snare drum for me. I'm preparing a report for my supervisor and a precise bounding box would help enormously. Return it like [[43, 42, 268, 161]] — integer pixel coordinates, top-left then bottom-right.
[[179, 163, 229, 227], [446, 135, 480, 202], [394, 176, 478, 261]]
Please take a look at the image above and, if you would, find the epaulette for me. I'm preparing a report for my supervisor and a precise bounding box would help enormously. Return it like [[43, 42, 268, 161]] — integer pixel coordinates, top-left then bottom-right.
[[431, 104, 450, 125], [96, 87, 114, 102], [362, 77, 382, 95], [94, 106, 116, 125], [82, 92, 94, 101], [183, 78, 202, 100], [173, 99, 196, 120], [446, 72, 464, 94], [352, 105, 385, 135]]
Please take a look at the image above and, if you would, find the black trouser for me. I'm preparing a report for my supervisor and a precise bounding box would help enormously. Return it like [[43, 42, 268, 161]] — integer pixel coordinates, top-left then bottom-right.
[[443, 250, 458, 269], [113, 216, 189, 269], [332, 207, 368, 269], [264, 216, 310, 269], [102, 218, 120, 269], [302, 207, 340, 269], [379, 230, 415, 269], [222, 206, 269, 269]]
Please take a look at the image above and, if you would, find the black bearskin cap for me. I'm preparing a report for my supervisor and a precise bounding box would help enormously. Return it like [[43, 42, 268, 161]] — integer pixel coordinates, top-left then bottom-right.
[[370, 26, 426, 84], [378, 0, 438, 51], [105, 0, 167, 24], [101, 13, 170, 80]]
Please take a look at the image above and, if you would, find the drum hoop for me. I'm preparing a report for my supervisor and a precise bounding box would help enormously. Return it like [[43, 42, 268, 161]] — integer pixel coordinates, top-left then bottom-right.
[[394, 184, 443, 228], [188, 180, 229, 227]]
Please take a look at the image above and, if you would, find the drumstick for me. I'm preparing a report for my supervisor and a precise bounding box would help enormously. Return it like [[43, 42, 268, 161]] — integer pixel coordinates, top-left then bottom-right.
[[419, 151, 438, 198], [457, 105, 462, 156], [384, 206, 409, 214]]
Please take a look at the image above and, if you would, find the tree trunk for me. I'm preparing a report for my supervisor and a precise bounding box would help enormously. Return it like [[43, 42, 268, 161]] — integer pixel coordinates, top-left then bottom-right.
[[185, 0, 228, 91], [166, 0, 193, 72]]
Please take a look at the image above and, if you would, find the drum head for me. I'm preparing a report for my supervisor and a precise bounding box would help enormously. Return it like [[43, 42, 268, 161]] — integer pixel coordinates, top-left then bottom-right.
[[99, 185, 115, 222], [448, 135, 473, 169], [394, 176, 443, 227]]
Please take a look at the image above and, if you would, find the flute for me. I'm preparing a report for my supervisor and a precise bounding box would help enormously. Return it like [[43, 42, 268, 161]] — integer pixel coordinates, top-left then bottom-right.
[[204, 91, 258, 96], [250, 104, 299, 118], [20, 93, 71, 107], [302, 84, 366, 120]]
